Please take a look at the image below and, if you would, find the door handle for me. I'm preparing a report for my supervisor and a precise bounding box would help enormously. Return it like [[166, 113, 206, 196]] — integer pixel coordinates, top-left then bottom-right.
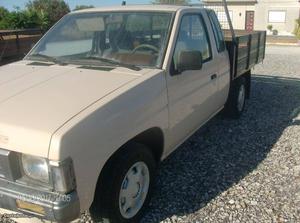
[[211, 74, 217, 80]]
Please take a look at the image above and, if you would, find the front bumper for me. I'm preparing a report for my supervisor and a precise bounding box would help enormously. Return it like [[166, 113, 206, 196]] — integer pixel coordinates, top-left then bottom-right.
[[0, 178, 80, 222]]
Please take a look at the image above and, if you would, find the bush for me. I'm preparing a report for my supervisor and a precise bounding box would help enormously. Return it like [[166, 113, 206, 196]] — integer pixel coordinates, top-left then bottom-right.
[[294, 19, 300, 40], [1, 9, 42, 29], [152, 0, 190, 4], [272, 29, 278, 36], [74, 5, 94, 11], [0, 0, 70, 30]]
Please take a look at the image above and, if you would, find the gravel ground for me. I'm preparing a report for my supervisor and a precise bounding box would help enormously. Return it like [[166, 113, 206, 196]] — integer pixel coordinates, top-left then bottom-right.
[[1, 46, 300, 223]]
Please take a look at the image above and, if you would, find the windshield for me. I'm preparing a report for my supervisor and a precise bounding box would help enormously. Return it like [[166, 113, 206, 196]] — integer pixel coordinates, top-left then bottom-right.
[[26, 11, 173, 68]]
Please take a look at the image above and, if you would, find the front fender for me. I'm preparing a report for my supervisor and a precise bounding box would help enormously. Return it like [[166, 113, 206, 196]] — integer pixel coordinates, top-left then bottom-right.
[[48, 70, 168, 212]]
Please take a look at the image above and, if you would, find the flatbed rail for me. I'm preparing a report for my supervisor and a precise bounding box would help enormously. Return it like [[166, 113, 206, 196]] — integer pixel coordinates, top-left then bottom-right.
[[225, 30, 266, 79]]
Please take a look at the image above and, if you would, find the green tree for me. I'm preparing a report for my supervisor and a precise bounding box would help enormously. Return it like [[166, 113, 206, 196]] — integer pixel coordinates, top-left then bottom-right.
[[0, 4, 51, 30], [0, 7, 9, 19], [5, 9, 40, 29], [74, 5, 95, 11], [0, 7, 10, 29], [26, 0, 70, 29], [152, 0, 190, 4]]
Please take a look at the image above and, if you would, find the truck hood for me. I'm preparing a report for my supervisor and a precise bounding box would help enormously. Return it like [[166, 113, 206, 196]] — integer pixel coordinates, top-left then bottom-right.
[[0, 61, 142, 157]]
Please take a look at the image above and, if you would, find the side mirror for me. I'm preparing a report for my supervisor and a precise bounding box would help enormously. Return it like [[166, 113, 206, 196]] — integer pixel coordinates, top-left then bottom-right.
[[177, 51, 203, 74]]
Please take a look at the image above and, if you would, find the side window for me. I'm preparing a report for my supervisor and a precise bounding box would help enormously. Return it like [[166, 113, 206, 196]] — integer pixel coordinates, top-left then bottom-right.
[[173, 14, 212, 69], [207, 11, 226, 52]]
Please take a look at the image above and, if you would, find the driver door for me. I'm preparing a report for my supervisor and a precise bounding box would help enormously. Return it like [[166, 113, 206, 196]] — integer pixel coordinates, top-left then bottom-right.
[[166, 13, 219, 150]]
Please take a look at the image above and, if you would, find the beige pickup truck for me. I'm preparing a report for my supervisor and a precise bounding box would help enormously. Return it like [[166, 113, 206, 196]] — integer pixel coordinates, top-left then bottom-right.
[[0, 4, 266, 223]]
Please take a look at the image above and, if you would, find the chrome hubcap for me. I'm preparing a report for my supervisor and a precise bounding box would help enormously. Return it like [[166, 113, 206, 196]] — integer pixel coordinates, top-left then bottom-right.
[[237, 84, 246, 112], [119, 162, 150, 219]]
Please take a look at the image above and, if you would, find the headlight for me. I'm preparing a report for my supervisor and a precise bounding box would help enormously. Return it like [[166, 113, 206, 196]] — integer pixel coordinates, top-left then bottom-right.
[[20, 154, 76, 194], [21, 154, 49, 184]]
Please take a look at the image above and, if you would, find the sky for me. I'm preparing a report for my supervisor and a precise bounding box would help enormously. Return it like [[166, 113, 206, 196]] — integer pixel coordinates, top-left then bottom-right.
[[0, 0, 200, 11]]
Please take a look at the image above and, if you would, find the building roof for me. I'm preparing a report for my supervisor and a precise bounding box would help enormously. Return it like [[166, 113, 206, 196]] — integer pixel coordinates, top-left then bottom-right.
[[203, 0, 257, 5]]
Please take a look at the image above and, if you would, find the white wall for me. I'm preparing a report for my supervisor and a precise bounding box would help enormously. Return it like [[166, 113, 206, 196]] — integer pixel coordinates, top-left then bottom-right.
[[227, 5, 255, 30], [205, 0, 299, 34], [254, 0, 300, 35]]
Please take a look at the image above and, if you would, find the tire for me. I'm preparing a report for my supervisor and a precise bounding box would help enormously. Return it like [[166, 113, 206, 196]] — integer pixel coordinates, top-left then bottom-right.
[[90, 143, 157, 223], [224, 76, 247, 119]]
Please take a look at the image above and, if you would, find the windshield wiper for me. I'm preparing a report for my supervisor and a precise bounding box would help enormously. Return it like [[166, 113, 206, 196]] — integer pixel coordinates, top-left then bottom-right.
[[27, 53, 67, 65], [80, 56, 141, 71]]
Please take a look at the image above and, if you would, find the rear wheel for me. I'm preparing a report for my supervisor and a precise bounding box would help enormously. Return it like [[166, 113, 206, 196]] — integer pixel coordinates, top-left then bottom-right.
[[225, 76, 247, 119], [90, 143, 156, 223]]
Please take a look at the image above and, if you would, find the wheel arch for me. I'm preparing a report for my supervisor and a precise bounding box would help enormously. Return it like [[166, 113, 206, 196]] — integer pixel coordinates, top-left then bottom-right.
[[90, 127, 164, 209]]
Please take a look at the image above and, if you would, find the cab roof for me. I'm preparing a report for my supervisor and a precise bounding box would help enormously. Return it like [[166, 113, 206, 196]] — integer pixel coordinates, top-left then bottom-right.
[[71, 4, 203, 14]]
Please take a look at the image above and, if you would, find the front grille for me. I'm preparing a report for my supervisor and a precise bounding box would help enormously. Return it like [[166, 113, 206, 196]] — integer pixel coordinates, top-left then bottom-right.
[[0, 149, 20, 181]]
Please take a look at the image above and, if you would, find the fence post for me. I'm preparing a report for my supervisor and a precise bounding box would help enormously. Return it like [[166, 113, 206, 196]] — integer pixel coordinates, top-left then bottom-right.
[[16, 32, 20, 54]]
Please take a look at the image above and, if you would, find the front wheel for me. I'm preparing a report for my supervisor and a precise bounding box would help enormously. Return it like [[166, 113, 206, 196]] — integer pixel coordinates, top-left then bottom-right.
[[90, 143, 157, 223], [224, 76, 247, 119]]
